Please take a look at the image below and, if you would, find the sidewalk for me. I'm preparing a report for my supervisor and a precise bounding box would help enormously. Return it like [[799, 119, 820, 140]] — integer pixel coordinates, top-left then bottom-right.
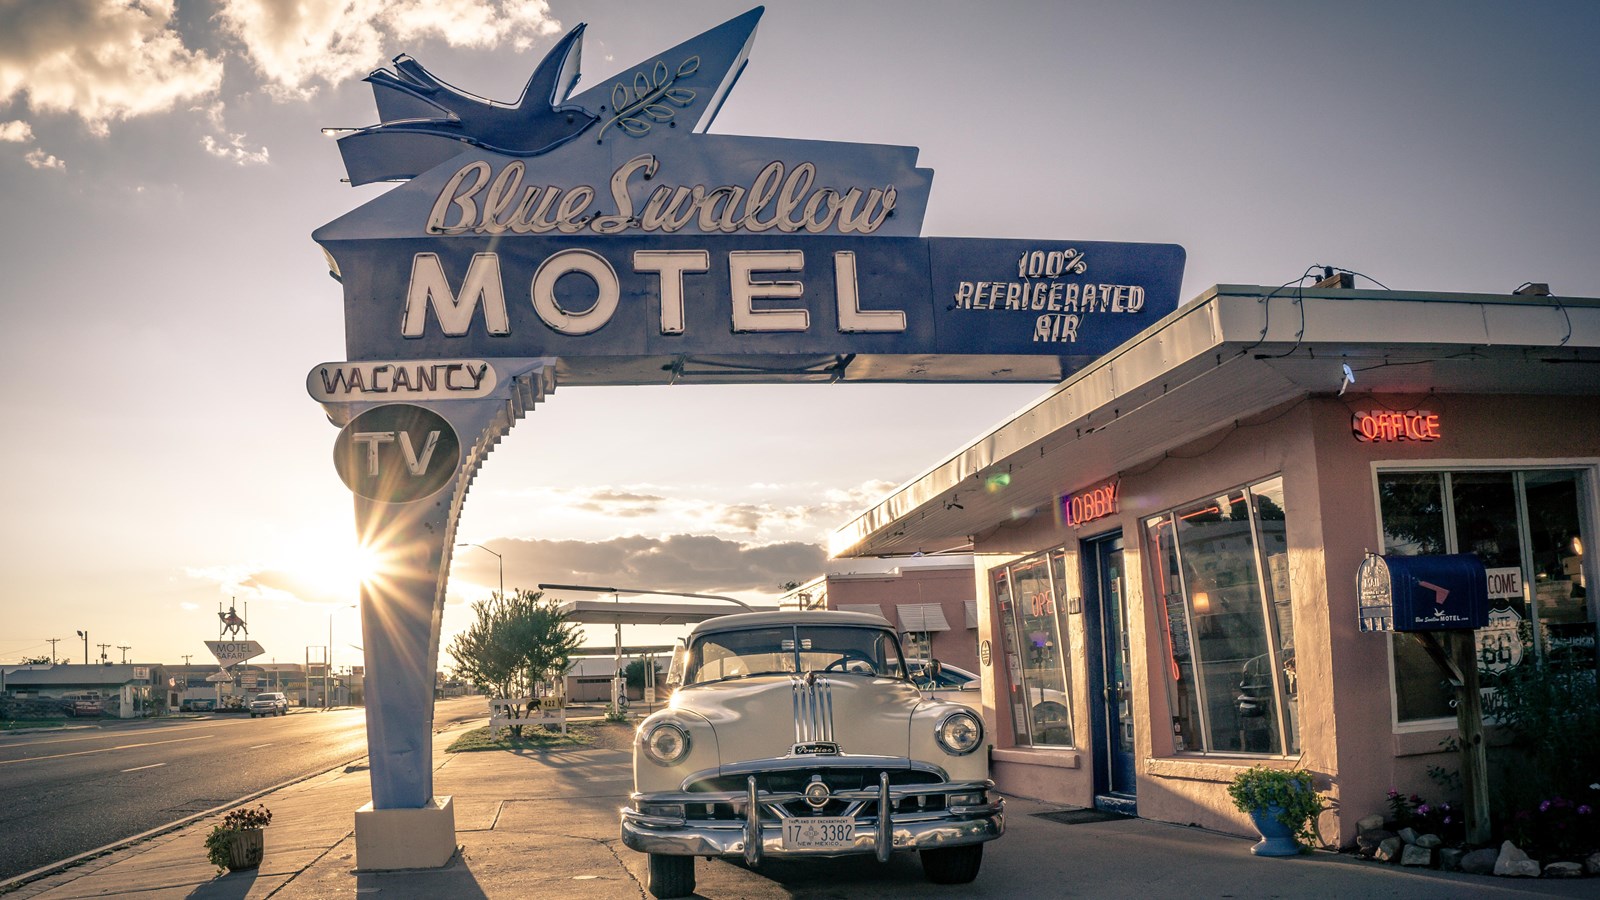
[[5, 717, 1594, 899]]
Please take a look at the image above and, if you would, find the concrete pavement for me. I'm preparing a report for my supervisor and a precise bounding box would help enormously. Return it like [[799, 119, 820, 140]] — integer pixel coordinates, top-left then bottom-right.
[[3, 716, 1594, 899]]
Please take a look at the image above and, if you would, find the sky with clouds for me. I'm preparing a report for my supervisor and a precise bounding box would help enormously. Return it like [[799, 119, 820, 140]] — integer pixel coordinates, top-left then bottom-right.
[[2, 0, 1597, 671]]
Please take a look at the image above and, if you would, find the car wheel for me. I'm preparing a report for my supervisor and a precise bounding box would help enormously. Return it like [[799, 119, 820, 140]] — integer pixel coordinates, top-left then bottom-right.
[[921, 843, 983, 884], [646, 853, 694, 898]]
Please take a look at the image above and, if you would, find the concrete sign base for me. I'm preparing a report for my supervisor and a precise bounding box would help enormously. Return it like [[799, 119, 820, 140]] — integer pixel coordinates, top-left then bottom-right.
[[354, 795, 457, 871]]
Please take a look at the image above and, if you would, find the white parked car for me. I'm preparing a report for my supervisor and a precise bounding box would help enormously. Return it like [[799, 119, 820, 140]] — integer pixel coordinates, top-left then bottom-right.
[[248, 691, 288, 717], [621, 610, 1004, 898], [912, 662, 1072, 732]]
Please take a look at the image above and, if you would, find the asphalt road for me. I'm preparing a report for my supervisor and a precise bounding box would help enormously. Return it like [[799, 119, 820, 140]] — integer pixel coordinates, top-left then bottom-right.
[[0, 696, 486, 882]]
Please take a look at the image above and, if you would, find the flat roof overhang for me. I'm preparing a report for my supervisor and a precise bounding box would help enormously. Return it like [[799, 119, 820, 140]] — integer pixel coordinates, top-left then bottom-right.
[[556, 598, 777, 626], [830, 284, 1600, 558]]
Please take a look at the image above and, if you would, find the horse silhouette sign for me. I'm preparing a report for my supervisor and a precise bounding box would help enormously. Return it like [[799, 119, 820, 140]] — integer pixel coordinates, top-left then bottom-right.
[[307, 6, 1185, 869]]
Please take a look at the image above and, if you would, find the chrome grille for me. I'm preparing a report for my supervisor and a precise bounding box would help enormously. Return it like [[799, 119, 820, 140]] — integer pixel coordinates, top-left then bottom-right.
[[790, 672, 835, 744]]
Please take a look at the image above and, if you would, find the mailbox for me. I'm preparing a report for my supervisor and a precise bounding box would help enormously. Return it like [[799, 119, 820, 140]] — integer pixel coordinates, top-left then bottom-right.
[[1356, 553, 1489, 633]]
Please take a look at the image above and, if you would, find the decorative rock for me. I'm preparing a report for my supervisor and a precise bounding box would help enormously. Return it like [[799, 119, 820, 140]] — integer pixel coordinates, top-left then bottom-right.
[[1493, 841, 1540, 878], [1375, 836, 1404, 863], [1356, 814, 1385, 833], [1438, 847, 1465, 871], [1586, 851, 1600, 875], [1398, 827, 1420, 844], [1414, 833, 1442, 849], [1401, 844, 1434, 867], [1460, 848, 1498, 874], [1544, 861, 1582, 878], [1356, 829, 1396, 858]]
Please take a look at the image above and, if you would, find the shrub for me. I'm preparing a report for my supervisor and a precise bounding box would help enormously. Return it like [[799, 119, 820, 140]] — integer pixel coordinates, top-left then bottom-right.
[[1227, 766, 1324, 848]]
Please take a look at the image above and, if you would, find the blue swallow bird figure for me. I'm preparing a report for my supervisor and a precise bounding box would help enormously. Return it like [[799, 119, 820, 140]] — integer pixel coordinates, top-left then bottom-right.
[[337, 23, 598, 185]]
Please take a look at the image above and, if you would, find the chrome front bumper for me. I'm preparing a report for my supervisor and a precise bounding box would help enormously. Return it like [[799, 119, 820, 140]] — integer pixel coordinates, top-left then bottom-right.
[[621, 773, 1004, 864]]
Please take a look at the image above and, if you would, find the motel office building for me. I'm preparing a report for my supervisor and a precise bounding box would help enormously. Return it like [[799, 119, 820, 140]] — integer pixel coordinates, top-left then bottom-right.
[[832, 284, 1599, 844]]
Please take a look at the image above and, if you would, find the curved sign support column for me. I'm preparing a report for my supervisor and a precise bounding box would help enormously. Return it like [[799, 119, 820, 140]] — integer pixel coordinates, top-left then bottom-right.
[[310, 359, 554, 868]]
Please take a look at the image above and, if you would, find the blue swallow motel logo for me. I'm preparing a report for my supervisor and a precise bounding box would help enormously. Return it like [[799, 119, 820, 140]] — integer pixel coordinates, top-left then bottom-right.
[[315, 6, 1185, 383]]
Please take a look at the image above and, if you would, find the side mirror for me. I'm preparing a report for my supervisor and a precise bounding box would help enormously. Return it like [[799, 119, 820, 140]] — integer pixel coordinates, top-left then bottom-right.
[[666, 641, 688, 688]]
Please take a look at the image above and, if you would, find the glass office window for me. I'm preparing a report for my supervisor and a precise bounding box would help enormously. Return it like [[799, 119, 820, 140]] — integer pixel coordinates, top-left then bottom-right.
[[1146, 477, 1298, 755], [1380, 468, 1594, 724], [993, 551, 1075, 747]]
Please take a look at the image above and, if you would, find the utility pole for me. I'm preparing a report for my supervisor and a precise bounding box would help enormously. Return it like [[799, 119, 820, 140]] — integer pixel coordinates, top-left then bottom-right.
[[76, 630, 88, 664], [46, 638, 60, 664], [181, 654, 192, 665], [96, 643, 111, 663], [117, 645, 131, 664]]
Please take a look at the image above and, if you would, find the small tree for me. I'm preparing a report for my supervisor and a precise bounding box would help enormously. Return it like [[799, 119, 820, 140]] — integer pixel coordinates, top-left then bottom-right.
[[447, 589, 581, 736], [624, 658, 665, 692]]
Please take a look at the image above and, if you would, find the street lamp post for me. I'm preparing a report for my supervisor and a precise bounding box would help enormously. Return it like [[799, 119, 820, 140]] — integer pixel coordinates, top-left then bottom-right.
[[457, 543, 504, 600], [75, 630, 88, 665]]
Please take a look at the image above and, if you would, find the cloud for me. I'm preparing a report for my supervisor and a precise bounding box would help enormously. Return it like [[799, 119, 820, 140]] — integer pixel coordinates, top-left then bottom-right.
[[0, 0, 224, 136], [25, 148, 64, 170], [200, 131, 270, 165], [217, 0, 561, 98], [0, 120, 32, 141], [457, 534, 827, 596]]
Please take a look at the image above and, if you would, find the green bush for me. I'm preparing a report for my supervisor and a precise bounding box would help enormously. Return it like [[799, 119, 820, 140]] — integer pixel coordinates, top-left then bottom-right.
[[1227, 766, 1324, 848]]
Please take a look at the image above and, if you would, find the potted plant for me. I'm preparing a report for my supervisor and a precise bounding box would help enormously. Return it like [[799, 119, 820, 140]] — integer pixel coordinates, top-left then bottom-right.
[[1226, 766, 1322, 857], [204, 804, 272, 873]]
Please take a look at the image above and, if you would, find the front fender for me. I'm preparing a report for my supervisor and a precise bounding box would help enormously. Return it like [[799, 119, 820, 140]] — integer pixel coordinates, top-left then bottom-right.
[[908, 699, 990, 783], [634, 708, 719, 793]]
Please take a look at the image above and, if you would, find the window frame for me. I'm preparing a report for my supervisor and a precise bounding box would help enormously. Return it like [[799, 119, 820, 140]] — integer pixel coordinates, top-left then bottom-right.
[[991, 546, 1078, 749], [1369, 458, 1600, 734], [1143, 475, 1299, 758]]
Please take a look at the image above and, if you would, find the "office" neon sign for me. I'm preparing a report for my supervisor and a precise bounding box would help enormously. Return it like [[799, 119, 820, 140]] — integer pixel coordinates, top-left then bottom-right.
[[1352, 410, 1440, 442]]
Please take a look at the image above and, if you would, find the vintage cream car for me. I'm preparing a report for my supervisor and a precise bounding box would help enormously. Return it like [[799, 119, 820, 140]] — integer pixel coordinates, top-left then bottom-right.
[[621, 610, 1004, 898]]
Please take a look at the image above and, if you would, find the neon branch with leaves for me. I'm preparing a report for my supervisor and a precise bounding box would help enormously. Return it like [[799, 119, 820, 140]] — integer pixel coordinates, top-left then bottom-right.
[[601, 56, 701, 140]]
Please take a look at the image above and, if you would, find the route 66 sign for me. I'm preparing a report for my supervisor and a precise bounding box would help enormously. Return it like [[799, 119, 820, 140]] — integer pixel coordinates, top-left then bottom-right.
[[1477, 606, 1524, 675]]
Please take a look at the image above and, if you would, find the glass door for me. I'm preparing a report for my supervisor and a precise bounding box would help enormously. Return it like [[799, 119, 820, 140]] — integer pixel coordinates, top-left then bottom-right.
[[1084, 532, 1136, 809]]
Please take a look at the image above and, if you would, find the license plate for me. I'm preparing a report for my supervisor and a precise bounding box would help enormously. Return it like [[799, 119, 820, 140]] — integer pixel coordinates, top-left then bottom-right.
[[781, 816, 855, 849]]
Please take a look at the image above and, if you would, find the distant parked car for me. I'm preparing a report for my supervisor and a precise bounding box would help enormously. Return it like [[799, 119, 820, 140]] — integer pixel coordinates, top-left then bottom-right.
[[60, 692, 104, 717], [248, 692, 288, 717], [911, 663, 1071, 734]]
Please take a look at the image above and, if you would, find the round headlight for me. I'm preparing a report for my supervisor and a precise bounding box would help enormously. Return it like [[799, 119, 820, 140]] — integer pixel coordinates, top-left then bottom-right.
[[643, 722, 691, 765], [935, 710, 983, 755]]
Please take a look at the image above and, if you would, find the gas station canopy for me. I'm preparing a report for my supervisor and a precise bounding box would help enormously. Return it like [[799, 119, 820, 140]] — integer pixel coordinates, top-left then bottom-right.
[[555, 599, 777, 627]]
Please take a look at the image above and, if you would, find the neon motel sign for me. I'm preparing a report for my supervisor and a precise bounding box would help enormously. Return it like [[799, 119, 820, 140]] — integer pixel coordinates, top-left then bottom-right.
[[305, 7, 1186, 859]]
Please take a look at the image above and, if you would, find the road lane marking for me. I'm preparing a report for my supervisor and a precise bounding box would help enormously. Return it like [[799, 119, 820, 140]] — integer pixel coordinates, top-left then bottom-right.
[[121, 763, 168, 772], [248, 743, 274, 750], [0, 734, 213, 765]]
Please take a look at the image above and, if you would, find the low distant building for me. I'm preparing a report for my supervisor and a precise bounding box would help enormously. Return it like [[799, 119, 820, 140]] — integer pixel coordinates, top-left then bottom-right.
[[1, 664, 164, 718], [780, 556, 980, 673]]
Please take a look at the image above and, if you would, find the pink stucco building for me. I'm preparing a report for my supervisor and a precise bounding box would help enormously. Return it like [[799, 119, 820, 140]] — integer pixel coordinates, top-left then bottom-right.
[[831, 283, 1598, 844]]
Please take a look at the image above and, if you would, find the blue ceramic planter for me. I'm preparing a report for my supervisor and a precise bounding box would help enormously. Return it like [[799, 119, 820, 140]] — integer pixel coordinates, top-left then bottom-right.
[[1248, 806, 1301, 857]]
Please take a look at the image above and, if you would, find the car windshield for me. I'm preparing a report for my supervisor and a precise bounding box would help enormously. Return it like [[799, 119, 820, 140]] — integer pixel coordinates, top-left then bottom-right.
[[685, 625, 907, 684]]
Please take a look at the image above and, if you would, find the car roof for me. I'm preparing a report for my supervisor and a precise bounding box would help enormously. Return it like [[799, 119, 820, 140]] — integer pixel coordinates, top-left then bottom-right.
[[688, 609, 894, 638]]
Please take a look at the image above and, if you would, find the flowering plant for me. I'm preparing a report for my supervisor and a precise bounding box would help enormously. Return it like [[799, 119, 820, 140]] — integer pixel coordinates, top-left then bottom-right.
[[203, 804, 272, 871], [1384, 789, 1463, 843], [1505, 791, 1598, 861]]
